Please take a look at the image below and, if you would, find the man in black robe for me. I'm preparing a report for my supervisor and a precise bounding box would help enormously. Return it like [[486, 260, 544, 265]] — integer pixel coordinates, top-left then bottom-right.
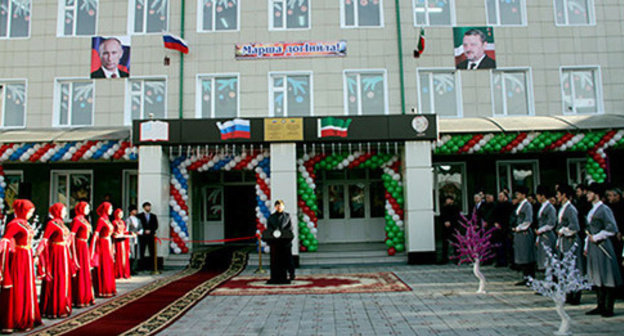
[[439, 196, 460, 264], [265, 200, 295, 284]]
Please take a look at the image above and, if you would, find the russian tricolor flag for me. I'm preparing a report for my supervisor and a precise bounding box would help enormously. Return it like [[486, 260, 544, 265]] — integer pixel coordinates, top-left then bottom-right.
[[216, 118, 251, 140], [163, 34, 189, 54]]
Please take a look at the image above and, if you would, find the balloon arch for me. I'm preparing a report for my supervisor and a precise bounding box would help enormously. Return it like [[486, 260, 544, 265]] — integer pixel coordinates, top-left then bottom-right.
[[296, 144, 406, 256], [168, 147, 271, 254]]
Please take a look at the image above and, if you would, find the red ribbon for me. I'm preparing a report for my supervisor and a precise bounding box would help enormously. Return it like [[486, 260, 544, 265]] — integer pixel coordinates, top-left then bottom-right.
[[155, 235, 258, 245]]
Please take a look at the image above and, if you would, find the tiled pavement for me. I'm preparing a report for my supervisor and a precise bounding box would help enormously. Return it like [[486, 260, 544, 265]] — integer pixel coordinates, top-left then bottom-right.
[[160, 264, 624, 336]]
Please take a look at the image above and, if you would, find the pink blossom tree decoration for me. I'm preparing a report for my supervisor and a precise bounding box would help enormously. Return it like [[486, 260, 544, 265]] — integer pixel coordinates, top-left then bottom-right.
[[451, 213, 497, 293]]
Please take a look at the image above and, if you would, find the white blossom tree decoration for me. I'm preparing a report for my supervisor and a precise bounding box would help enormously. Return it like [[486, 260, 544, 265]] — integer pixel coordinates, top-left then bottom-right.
[[527, 244, 592, 336], [451, 213, 496, 294]]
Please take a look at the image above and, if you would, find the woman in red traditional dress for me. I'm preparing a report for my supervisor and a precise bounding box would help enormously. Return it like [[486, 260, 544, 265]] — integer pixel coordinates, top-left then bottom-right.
[[112, 209, 131, 279], [90, 202, 116, 298], [37, 203, 77, 318], [0, 199, 42, 333], [71, 201, 95, 307]]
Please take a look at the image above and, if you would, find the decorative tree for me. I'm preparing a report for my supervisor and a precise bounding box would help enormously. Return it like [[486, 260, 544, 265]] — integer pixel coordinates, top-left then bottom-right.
[[528, 244, 591, 336], [451, 213, 496, 293]]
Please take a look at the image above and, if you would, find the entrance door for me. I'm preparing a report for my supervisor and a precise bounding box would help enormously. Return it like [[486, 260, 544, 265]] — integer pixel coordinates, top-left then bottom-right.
[[224, 185, 257, 241]]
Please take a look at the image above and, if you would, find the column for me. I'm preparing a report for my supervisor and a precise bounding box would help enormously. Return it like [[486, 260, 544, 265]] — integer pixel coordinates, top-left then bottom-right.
[[270, 143, 299, 259], [403, 141, 436, 264], [138, 145, 171, 258]]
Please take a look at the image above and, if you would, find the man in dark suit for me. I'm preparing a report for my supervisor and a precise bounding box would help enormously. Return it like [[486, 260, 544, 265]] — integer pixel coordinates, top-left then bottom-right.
[[265, 200, 295, 284], [456, 29, 496, 70], [91, 37, 129, 79], [137, 201, 158, 271]]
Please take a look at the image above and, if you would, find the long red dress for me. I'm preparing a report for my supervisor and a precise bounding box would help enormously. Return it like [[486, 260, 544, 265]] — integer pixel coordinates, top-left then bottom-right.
[[38, 203, 77, 318], [0, 199, 42, 333], [112, 210, 131, 279], [90, 202, 116, 298], [71, 202, 95, 307]]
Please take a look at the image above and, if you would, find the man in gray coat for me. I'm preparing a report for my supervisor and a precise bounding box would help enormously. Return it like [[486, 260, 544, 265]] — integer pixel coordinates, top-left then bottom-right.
[[512, 186, 536, 285], [556, 184, 584, 305], [584, 183, 622, 317], [535, 185, 557, 271]]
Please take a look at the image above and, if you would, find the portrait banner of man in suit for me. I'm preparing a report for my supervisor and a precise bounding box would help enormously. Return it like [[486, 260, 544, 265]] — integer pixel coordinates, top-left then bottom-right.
[[91, 36, 131, 79], [453, 27, 496, 70]]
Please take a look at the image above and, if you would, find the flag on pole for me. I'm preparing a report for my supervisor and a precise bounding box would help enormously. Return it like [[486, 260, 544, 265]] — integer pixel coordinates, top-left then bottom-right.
[[163, 34, 189, 54], [414, 27, 425, 58]]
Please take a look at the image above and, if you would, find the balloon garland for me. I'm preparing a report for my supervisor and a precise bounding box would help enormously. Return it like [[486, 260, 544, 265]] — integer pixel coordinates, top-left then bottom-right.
[[169, 149, 271, 254], [0, 140, 137, 163], [297, 151, 405, 255], [435, 130, 624, 183]]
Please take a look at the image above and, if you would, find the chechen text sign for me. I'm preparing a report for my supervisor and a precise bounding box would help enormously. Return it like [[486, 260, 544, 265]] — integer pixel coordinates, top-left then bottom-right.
[[235, 40, 346, 59]]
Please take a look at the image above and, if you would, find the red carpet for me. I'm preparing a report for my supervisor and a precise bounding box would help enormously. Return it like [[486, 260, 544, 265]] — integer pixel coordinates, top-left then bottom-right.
[[30, 248, 247, 336], [211, 272, 411, 296]]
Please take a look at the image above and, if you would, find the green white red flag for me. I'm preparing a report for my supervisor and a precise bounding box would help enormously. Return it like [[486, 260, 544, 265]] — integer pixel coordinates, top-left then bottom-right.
[[414, 27, 425, 58], [318, 117, 352, 138]]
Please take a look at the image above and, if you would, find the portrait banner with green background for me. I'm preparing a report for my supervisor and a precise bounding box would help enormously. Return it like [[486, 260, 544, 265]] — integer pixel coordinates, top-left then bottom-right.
[[453, 26, 496, 70]]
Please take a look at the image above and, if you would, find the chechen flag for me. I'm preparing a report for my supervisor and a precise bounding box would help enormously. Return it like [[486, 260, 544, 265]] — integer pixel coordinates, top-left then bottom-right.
[[163, 34, 189, 54]]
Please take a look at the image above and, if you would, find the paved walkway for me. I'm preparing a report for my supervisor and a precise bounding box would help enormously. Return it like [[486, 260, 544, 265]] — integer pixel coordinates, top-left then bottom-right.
[[160, 263, 623, 336]]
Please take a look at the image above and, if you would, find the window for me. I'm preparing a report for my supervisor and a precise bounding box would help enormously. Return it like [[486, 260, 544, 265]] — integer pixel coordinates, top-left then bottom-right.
[[3, 171, 22, 215], [54, 79, 94, 127], [413, 0, 454, 26], [344, 70, 387, 115], [129, 0, 168, 34], [127, 78, 166, 123], [0, 81, 26, 127], [491, 69, 533, 116], [567, 158, 588, 186], [434, 163, 467, 214], [269, 72, 312, 117], [341, 0, 383, 28], [270, 0, 309, 30], [122, 170, 138, 217], [58, 0, 97, 36], [320, 169, 384, 220], [560, 67, 602, 114], [496, 160, 539, 195], [485, 0, 526, 26], [554, 0, 594, 26], [197, 74, 238, 118], [417, 69, 462, 117], [51, 171, 93, 212], [0, 0, 31, 38], [198, 0, 238, 32]]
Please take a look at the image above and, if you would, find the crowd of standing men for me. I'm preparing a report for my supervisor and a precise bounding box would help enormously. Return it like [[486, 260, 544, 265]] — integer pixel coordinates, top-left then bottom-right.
[[441, 182, 623, 318], [0, 200, 158, 334]]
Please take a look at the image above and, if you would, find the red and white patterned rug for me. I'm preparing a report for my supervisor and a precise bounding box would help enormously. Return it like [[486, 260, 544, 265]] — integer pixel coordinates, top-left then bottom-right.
[[210, 272, 411, 296]]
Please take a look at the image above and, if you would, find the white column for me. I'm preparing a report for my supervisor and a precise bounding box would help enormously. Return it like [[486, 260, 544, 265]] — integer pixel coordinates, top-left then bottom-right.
[[270, 143, 299, 256], [403, 141, 435, 263], [138, 145, 171, 258]]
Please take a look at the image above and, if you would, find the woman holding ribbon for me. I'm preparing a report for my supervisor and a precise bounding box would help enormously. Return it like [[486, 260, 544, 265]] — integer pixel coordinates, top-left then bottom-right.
[[90, 202, 116, 297], [0, 199, 42, 333], [112, 209, 131, 279], [71, 201, 95, 307]]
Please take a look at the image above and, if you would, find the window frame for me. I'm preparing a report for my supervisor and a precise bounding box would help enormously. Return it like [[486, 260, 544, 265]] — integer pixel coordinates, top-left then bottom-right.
[[566, 158, 588, 186], [490, 67, 534, 117], [495, 159, 540, 195], [122, 169, 138, 218], [0, 79, 27, 129], [412, 0, 456, 27], [416, 68, 463, 118], [196, 0, 240, 33], [268, 0, 311, 31], [553, 0, 595, 27], [127, 0, 170, 35], [340, 0, 384, 29], [124, 76, 168, 125], [195, 73, 240, 118], [343, 69, 389, 116], [49, 170, 94, 211], [56, 0, 99, 37], [485, 0, 527, 27], [559, 65, 603, 115], [0, 0, 32, 39], [433, 162, 468, 215], [267, 71, 314, 117], [53, 77, 95, 128]]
